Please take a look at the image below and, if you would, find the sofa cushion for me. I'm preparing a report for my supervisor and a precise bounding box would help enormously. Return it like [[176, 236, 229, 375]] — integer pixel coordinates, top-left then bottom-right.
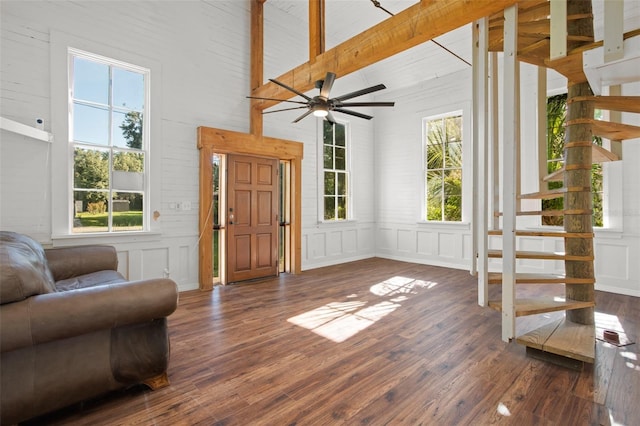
[[55, 270, 127, 292], [0, 231, 56, 304]]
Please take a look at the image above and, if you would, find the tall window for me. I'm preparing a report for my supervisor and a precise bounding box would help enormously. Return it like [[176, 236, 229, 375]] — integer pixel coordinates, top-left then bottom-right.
[[323, 120, 349, 220], [424, 112, 463, 222], [70, 50, 149, 233], [543, 94, 603, 227]]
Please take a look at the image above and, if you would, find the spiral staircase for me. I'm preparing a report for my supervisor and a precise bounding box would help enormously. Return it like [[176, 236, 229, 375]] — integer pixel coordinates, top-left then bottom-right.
[[478, 0, 640, 364]]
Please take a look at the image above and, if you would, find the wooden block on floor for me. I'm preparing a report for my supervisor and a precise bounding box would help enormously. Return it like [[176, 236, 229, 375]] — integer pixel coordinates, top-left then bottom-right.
[[517, 318, 595, 364], [526, 347, 585, 371]]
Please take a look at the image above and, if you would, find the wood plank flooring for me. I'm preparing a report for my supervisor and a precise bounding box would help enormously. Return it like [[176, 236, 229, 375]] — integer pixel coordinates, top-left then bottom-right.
[[24, 258, 639, 425]]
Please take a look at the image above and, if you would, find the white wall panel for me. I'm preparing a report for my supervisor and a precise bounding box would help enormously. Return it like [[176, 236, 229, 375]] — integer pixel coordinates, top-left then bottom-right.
[[343, 230, 357, 254], [397, 229, 414, 253], [438, 233, 457, 259], [417, 231, 436, 256]]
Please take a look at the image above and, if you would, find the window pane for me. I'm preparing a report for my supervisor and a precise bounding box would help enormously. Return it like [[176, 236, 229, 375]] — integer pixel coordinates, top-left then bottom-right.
[[324, 172, 335, 196], [335, 147, 346, 170], [324, 145, 333, 169], [324, 197, 335, 220], [426, 143, 444, 170], [445, 141, 462, 168], [337, 196, 346, 219], [427, 192, 442, 221], [445, 116, 462, 141], [444, 195, 462, 221], [74, 147, 109, 189], [113, 111, 143, 149], [113, 68, 144, 111], [73, 190, 109, 233], [73, 57, 109, 104], [112, 192, 143, 232], [73, 103, 109, 145], [337, 173, 347, 196], [335, 123, 346, 146], [443, 169, 462, 196], [427, 171, 443, 221], [323, 121, 333, 145], [427, 120, 444, 145], [113, 151, 144, 191]]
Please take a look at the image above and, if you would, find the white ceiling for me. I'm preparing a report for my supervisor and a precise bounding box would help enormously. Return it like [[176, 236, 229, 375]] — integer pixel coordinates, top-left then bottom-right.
[[263, 0, 472, 93]]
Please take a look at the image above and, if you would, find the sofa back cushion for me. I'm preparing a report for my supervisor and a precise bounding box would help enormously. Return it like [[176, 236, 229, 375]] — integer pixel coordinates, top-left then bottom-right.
[[0, 231, 56, 304]]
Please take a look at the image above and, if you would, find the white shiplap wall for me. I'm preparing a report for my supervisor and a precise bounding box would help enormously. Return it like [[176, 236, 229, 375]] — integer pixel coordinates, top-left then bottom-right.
[[0, 1, 253, 291], [0, 0, 378, 288], [373, 68, 474, 270]]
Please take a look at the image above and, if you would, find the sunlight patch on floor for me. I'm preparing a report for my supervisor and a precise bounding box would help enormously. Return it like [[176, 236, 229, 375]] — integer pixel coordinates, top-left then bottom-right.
[[370, 276, 438, 297], [288, 276, 438, 343], [496, 402, 511, 416]]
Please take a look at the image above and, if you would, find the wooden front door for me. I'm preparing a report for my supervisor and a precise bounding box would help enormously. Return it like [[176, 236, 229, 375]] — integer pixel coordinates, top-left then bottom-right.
[[226, 154, 279, 283]]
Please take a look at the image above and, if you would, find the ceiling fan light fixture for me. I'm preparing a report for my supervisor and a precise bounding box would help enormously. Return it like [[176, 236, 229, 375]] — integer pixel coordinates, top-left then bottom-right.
[[313, 105, 329, 117]]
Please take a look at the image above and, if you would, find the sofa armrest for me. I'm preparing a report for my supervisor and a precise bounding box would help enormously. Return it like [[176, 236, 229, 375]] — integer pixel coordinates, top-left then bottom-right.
[[45, 245, 119, 282], [0, 278, 178, 353]]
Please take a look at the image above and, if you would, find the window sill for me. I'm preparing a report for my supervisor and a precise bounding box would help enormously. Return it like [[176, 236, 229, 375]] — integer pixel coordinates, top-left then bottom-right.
[[51, 231, 162, 247]]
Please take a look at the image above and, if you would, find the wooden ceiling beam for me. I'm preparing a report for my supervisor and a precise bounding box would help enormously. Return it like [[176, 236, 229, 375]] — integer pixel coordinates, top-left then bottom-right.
[[252, 0, 520, 109], [250, 0, 265, 136], [309, 0, 325, 60]]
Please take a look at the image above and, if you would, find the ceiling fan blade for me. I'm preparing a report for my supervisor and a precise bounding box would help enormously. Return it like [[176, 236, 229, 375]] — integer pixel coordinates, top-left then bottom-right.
[[262, 106, 308, 114], [292, 109, 314, 123], [333, 108, 374, 120], [269, 78, 312, 101], [325, 111, 337, 125], [333, 84, 387, 102], [319, 72, 336, 99], [246, 96, 308, 105], [337, 101, 395, 107]]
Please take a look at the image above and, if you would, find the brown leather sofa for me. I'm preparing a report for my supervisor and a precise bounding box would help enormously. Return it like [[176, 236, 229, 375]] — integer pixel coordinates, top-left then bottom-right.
[[0, 231, 179, 424]]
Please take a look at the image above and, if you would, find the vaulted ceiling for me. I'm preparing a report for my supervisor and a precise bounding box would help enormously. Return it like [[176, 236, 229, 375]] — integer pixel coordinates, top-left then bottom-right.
[[262, 0, 472, 94], [261, 0, 640, 97]]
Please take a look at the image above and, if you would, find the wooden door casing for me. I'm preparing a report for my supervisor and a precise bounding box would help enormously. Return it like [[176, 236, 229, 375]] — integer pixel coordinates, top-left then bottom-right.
[[227, 154, 279, 283]]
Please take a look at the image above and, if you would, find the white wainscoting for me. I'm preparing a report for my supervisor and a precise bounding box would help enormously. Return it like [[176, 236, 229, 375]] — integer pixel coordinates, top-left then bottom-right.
[[302, 222, 376, 270], [375, 222, 472, 270]]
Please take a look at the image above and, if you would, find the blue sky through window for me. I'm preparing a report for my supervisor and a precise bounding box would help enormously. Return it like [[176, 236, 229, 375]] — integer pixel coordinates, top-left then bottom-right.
[[72, 56, 145, 148]]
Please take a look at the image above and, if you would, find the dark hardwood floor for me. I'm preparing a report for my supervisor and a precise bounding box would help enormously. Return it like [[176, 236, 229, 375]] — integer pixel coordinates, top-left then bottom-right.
[[25, 258, 639, 425]]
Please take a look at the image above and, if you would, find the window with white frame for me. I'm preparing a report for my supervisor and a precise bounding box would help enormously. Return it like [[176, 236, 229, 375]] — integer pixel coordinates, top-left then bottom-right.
[[424, 111, 463, 222], [69, 50, 149, 233], [543, 93, 604, 227], [322, 120, 350, 220]]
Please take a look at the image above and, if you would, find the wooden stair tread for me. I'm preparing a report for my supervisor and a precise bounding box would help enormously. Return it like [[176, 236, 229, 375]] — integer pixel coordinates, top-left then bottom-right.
[[543, 168, 565, 182], [569, 95, 640, 114], [488, 230, 593, 238], [494, 209, 588, 217], [543, 28, 640, 84], [488, 298, 595, 317], [592, 120, 640, 141], [518, 187, 566, 200], [487, 250, 593, 261], [488, 273, 595, 284], [517, 318, 595, 363], [592, 143, 620, 162], [568, 118, 640, 141]]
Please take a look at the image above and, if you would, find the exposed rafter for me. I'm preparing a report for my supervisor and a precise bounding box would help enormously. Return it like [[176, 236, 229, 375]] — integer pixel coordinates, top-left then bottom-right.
[[252, 0, 519, 110]]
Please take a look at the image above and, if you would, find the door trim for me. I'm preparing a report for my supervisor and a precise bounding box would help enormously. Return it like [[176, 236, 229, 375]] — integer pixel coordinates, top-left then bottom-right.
[[197, 127, 303, 290]]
